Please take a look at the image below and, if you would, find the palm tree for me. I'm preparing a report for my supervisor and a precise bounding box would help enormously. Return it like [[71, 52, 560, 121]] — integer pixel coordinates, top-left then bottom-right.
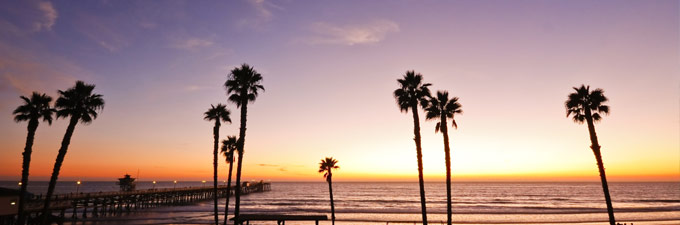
[[565, 84, 615, 225], [319, 157, 339, 225], [13, 92, 55, 225], [204, 104, 231, 225], [224, 63, 264, 219], [424, 91, 462, 225], [42, 81, 104, 223], [221, 136, 238, 225], [393, 70, 431, 225]]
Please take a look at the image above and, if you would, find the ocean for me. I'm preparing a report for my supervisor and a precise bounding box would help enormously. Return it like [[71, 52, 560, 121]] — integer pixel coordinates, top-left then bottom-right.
[[1, 181, 678, 224]]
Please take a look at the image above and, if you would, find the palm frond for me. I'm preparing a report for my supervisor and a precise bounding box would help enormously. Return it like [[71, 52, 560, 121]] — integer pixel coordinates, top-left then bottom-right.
[[592, 113, 602, 121], [225, 63, 264, 108], [598, 105, 610, 115], [55, 81, 105, 124], [318, 157, 339, 181], [221, 136, 238, 163], [13, 92, 55, 124], [565, 84, 610, 124], [204, 104, 231, 123], [394, 71, 431, 113], [424, 90, 463, 132]]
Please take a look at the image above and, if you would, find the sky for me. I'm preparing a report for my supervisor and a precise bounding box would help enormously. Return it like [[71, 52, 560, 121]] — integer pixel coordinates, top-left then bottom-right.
[[0, 0, 678, 182]]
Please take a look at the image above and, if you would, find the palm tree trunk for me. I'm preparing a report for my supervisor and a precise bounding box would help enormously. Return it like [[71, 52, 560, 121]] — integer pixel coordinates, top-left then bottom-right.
[[234, 98, 248, 223], [411, 104, 428, 225], [233, 153, 244, 224], [440, 117, 452, 225], [585, 115, 615, 225], [223, 160, 234, 225], [213, 122, 220, 225], [328, 175, 335, 225], [17, 119, 39, 225], [42, 115, 79, 224]]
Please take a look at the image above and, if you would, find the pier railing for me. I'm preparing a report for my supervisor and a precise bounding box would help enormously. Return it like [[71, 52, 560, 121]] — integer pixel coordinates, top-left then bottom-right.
[[2, 182, 270, 225]]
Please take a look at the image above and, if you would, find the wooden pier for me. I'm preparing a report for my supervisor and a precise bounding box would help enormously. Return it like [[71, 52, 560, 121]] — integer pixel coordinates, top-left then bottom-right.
[[3, 182, 270, 225]]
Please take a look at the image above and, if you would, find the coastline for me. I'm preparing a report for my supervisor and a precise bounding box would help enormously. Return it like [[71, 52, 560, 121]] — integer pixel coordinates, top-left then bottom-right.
[[51, 212, 680, 225], [2, 182, 677, 224], [51, 201, 679, 225]]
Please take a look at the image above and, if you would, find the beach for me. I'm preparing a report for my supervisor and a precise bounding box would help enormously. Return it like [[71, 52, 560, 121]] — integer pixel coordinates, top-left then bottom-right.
[[3, 181, 678, 224]]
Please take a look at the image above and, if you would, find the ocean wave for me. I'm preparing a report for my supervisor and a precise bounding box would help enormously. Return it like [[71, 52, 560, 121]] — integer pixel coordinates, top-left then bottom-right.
[[143, 205, 680, 215], [634, 199, 680, 203]]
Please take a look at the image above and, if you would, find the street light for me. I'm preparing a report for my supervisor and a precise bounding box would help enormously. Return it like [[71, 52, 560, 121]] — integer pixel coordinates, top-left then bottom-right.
[[202, 180, 206, 188], [18, 182, 22, 186], [76, 180, 82, 193], [152, 181, 156, 190], [173, 180, 177, 189]]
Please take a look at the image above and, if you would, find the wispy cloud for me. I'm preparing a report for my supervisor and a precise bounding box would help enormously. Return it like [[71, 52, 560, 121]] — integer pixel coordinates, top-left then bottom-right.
[[306, 19, 400, 46], [236, 0, 282, 29], [258, 164, 279, 167], [74, 13, 129, 52], [183, 85, 215, 92], [251, 0, 273, 20], [184, 85, 202, 92], [257, 163, 290, 173], [0, 0, 58, 34], [0, 52, 77, 95], [171, 38, 214, 51], [34, 1, 57, 31], [0, 43, 88, 110]]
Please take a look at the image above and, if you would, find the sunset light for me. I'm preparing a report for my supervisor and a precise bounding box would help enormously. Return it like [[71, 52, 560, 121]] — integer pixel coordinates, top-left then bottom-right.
[[0, 1, 677, 225]]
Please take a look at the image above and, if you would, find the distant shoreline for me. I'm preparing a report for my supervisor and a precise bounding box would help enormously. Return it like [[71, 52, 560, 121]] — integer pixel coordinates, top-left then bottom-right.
[[1, 180, 679, 183]]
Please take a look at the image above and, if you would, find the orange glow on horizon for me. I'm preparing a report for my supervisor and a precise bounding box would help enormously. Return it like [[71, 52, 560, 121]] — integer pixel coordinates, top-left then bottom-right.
[[0, 1, 677, 186], [2, 157, 676, 182]]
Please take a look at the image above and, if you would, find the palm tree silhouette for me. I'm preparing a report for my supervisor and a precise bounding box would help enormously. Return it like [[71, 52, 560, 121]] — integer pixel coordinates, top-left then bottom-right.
[[13, 92, 55, 225], [319, 157, 339, 225], [204, 104, 231, 225], [42, 81, 104, 223], [221, 136, 238, 225], [224, 63, 264, 220], [393, 71, 431, 225], [565, 84, 615, 225], [425, 91, 462, 225]]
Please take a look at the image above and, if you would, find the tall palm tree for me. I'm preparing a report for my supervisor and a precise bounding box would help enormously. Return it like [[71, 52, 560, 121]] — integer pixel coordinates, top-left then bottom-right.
[[565, 84, 615, 225], [204, 104, 231, 225], [319, 157, 339, 225], [221, 136, 238, 225], [224, 63, 264, 219], [393, 70, 431, 225], [13, 92, 55, 225], [42, 81, 104, 223], [424, 91, 462, 225]]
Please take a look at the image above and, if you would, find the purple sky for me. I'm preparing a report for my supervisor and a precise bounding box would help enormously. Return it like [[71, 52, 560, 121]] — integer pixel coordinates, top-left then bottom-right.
[[0, 0, 678, 181]]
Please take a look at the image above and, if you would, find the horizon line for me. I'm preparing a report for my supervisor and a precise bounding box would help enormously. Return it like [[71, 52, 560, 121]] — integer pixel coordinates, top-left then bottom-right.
[[2, 179, 678, 183]]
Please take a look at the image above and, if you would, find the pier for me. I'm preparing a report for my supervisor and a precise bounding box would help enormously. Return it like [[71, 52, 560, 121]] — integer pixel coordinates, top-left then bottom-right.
[[2, 182, 270, 225]]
